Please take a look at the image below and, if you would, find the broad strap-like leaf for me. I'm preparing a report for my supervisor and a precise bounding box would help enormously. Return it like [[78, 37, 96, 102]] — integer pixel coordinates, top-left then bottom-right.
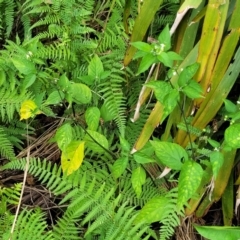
[[194, 225, 240, 240]]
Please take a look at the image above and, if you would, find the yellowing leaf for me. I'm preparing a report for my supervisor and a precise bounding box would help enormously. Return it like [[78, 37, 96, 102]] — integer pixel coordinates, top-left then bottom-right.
[[20, 100, 41, 120], [61, 141, 85, 175]]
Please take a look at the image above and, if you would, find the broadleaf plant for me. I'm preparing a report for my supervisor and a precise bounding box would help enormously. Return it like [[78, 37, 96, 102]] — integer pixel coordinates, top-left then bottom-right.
[[0, 0, 240, 239]]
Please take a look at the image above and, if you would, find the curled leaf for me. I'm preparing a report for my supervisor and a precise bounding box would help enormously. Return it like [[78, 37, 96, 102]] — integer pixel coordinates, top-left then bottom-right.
[[20, 100, 41, 120]]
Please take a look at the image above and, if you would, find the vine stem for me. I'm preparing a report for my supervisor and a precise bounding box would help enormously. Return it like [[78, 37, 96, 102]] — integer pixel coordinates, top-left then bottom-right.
[[168, 76, 195, 160], [9, 121, 30, 239]]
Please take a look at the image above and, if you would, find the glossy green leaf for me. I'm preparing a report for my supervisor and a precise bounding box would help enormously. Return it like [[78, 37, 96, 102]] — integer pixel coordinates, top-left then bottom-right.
[[21, 74, 36, 90], [157, 52, 173, 68], [88, 55, 104, 79], [133, 50, 147, 60], [100, 102, 115, 122], [58, 73, 71, 90], [225, 123, 240, 149], [44, 91, 64, 105], [182, 80, 203, 99], [131, 166, 146, 198], [194, 225, 240, 240], [100, 71, 111, 80], [150, 141, 187, 170], [224, 99, 237, 113], [207, 139, 220, 149], [84, 130, 108, 153], [11, 57, 36, 75], [133, 143, 155, 164], [137, 53, 155, 75], [133, 151, 155, 164], [210, 151, 224, 179], [71, 83, 92, 104], [178, 63, 200, 87], [54, 123, 73, 151], [112, 157, 128, 179], [79, 75, 94, 85], [177, 160, 203, 208], [134, 196, 169, 224], [167, 51, 183, 61], [124, 0, 164, 66], [231, 111, 240, 122], [85, 107, 100, 131], [120, 136, 130, 152], [145, 81, 172, 103], [131, 42, 152, 52], [162, 89, 179, 120], [157, 24, 171, 51]]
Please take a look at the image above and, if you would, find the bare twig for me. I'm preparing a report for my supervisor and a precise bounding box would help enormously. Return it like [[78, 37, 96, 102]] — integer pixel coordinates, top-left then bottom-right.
[[9, 122, 30, 239]]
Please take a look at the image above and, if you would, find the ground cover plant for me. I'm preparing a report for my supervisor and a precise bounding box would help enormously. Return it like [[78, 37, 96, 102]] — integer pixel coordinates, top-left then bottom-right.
[[0, 0, 240, 239]]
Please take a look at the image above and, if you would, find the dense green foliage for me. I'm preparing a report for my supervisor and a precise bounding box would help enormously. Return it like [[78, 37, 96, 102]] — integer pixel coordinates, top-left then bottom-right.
[[0, 0, 240, 239]]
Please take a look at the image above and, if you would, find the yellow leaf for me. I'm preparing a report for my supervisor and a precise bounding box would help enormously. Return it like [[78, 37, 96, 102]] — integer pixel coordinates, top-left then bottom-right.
[[20, 100, 41, 120], [61, 141, 85, 175]]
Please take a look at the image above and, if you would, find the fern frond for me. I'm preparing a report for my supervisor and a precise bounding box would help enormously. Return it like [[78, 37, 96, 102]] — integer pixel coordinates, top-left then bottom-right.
[[99, 75, 127, 136], [36, 42, 71, 60], [3, 208, 53, 240], [120, 176, 165, 207], [0, 88, 32, 122], [52, 209, 81, 240], [0, 127, 16, 160], [0, 183, 21, 206], [0, 212, 13, 238], [22, 0, 51, 15], [1, 158, 71, 195], [2, 157, 155, 239], [177, 121, 203, 137], [1, 120, 34, 150], [0, 0, 16, 39], [159, 189, 184, 240]]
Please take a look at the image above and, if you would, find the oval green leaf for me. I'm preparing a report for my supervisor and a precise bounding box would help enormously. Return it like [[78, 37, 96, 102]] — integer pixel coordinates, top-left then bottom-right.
[[71, 83, 92, 104], [225, 123, 240, 149], [84, 130, 108, 153], [150, 141, 188, 170], [177, 160, 203, 209], [85, 107, 100, 131], [112, 157, 128, 179], [131, 166, 146, 198]]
